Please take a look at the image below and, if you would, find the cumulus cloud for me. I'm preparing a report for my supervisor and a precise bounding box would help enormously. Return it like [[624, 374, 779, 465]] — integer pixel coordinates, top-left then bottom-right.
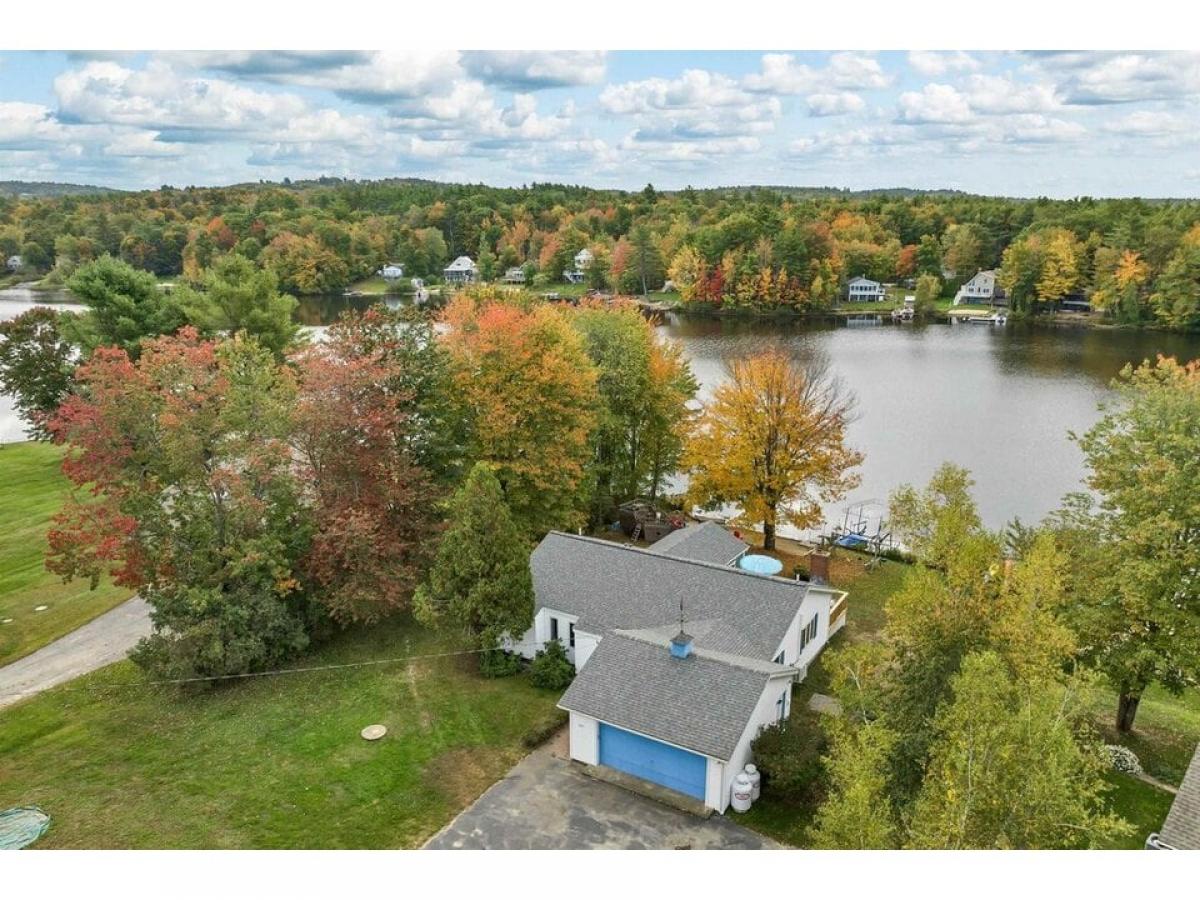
[[460, 51, 606, 89], [745, 52, 891, 95], [806, 91, 866, 117], [907, 51, 980, 77], [600, 69, 780, 140], [1026, 51, 1200, 104], [897, 83, 974, 124]]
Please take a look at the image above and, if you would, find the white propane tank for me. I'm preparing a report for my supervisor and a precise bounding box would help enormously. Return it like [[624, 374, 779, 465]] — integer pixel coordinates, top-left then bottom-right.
[[730, 772, 753, 813], [744, 764, 761, 801]]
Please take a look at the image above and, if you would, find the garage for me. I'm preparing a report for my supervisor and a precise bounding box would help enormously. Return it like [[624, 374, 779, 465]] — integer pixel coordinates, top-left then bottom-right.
[[598, 723, 708, 800]]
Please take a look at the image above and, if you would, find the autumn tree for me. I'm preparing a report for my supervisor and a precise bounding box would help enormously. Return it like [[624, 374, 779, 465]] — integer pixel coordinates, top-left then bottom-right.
[[1062, 356, 1200, 732], [414, 462, 534, 671], [47, 329, 314, 679], [291, 316, 439, 625], [0, 306, 76, 440], [570, 301, 696, 519], [888, 462, 981, 566], [684, 348, 862, 550], [913, 273, 941, 315], [441, 294, 599, 536], [808, 719, 899, 850], [1149, 229, 1200, 331]]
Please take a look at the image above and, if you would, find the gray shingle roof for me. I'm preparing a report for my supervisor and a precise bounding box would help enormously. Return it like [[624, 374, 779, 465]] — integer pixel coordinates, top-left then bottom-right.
[[1161, 743, 1200, 849], [531, 532, 808, 659], [646, 521, 747, 566], [558, 632, 793, 760]]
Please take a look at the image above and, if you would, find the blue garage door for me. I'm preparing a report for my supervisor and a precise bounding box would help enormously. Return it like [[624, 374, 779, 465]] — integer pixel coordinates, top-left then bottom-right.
[[598, 723, 707, 800]]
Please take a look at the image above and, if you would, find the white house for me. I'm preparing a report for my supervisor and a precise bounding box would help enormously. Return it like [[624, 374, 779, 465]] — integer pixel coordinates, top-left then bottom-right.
[[515, 522, 845, 814], [846, 275, 884, 302], [502, 266, 526, 284], [563, 248, 594, 284], [5, 254, 21, 272], [954, 269, 999, 305], [378, 262, 405, 280], [443, 256, 478, 284]]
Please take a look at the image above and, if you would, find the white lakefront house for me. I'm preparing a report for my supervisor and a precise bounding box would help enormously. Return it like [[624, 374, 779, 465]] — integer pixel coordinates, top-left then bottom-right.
[[846, 275, 885, 302], [512, 522, 846, 814]]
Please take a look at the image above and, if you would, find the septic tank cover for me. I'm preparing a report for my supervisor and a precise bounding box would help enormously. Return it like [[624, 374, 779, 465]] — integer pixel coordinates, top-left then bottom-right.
[[0, 806, 51, 850]]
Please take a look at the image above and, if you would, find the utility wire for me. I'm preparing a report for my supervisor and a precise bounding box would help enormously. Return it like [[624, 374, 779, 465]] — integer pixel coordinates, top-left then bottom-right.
[[0, 640, 543, 702]]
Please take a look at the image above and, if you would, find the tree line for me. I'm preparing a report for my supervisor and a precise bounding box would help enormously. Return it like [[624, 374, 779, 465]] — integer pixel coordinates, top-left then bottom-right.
[[3, 179, 1200, 328]]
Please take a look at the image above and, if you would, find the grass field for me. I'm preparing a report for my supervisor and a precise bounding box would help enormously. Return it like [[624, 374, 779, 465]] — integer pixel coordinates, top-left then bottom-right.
[[737, 548, 1194, 849], [0, 616, 563, 848], [0, 442, 132, 666]]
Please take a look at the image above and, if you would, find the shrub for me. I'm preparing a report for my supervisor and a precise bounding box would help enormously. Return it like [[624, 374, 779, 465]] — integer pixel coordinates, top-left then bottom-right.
[[751, 709, 828, 802], [478, 648, 522, 678], [529, 639, 575, 690], [522, 708, 569, 748], [1104, 744, 1143, 776]]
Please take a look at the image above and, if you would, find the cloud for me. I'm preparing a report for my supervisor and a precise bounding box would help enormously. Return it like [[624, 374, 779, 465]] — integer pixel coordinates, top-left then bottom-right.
[[897, 84, 974, 124], [907, 51, 980, 77], [175, 51, 373, 79], [460, 51, 606, 89], [745, 52, 891, 95], [1026, 51, 1200, 104], [600, 69, 780, 140], [806, 92, 866, 117]]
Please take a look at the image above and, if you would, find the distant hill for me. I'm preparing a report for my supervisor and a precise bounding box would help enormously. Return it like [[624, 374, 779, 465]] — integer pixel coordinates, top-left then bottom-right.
[[0, 181, 124, 199]]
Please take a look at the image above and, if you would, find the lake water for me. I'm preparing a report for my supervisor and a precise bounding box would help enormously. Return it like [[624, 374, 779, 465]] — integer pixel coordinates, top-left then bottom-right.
[[5, 285, 1200, 532]]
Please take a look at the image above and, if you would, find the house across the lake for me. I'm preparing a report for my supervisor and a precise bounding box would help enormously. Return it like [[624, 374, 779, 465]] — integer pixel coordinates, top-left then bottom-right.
[[502, 266, 526, 284], [5, 254, 21, 272], [443, 256, 478, 284], [954, 269, 1001, 305], [846, 275, 884, 302], [514, 522, 846, 814], [378, 262, 405, 280], [563, 247, 594, 284]]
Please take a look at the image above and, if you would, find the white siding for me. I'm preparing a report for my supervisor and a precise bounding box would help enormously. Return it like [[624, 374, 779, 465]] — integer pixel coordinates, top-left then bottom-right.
[[522, 607, 581, 665], [718, 673, 795, 814], [705, 758, 726, 811], [574, 630, 601, 669], [569, 711, 599, 765]]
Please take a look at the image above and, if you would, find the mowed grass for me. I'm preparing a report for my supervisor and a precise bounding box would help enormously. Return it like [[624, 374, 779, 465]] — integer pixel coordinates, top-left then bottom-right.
[[0, 616, 563, 848], [0, 441, 132, 666]]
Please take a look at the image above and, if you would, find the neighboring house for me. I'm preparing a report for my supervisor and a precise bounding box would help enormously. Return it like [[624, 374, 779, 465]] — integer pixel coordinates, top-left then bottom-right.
[[5, 254, 21, 272], [502, 266, 526, 284], [515, 522, 845, 814], [846, 276, 884, 302], [563, 247, 594, 284], [1147, 743, 1200, 849], [443, 256, 478, 284], [378, 263, 405, 280], [954, 269, 999, 305]]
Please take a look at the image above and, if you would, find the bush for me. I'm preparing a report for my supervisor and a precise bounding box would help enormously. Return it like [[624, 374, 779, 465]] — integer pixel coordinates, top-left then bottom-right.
[[478, 648, 522, 678], [522, 708, 569, 748], [1104, 744, 1144, 776], [751, 709, 828, 802], [529, 639, 575, 690]]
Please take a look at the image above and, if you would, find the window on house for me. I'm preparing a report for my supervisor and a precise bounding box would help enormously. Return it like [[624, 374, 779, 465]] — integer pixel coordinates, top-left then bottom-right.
[[569, 623, 576, 648], [550, 617, 559, 642], [776, 689, 788, 722], [774, 650, 785, 665]]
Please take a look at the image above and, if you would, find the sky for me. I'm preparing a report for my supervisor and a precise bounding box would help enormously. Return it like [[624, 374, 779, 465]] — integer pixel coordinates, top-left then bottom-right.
[[1, 50, 1199, 197]]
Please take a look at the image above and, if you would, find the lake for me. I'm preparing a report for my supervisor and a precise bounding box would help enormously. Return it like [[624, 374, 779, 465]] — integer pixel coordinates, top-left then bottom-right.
[[5, 284, 1200, 532]]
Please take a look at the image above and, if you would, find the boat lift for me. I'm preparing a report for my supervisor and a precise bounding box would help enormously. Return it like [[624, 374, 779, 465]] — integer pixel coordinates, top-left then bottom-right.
[[822, 499, 895, 566]]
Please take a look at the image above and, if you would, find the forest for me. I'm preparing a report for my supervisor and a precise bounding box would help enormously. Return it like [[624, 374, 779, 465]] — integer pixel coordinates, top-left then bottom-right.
[[3, 177, 1200, 329]]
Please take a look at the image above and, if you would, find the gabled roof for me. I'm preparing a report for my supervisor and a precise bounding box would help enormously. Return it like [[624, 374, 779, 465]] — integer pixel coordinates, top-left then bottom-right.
[[531, 531, 808, 659], [558, 632, 793, 760], [444, 256, 476, 271], [647, 521, 747, 566], [848, 275, 880, 286], [1161, 743, 1200, 849]]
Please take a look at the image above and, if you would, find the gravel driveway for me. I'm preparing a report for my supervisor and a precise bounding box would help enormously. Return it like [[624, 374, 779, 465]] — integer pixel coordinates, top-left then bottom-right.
[[0, 597, 151, 710], [424, 732, 779, 850]]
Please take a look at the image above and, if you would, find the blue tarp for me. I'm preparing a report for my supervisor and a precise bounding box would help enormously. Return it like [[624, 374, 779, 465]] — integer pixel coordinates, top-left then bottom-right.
[[0, 806, 50, 850]]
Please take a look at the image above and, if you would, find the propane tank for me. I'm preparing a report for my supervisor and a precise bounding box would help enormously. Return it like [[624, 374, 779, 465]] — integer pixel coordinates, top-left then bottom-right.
[[744, 764, 761, 801], [730, 772, 753, 813]]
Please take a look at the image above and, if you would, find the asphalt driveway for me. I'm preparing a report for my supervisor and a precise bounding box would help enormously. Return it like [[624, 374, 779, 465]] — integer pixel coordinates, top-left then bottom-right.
[[424, 731, 779, 849], [0, 596, 151, 710]]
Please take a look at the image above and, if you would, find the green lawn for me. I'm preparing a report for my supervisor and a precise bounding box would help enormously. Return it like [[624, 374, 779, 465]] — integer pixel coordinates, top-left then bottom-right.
[[0, 616, 563, 848], [1098, 773, 1174, 850], [0, 442, 132, 666], [347, 275, 408, 296]]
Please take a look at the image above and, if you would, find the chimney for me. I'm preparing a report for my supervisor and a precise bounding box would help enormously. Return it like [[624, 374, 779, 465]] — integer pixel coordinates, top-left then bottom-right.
[[807, 550, 830, 585], [669, 631, 694, 659]]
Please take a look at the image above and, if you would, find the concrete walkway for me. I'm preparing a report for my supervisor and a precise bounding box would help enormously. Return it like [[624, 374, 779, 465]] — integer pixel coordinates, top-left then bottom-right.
[[0, 597, 151, 710], [424, 731, 780, 850]]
